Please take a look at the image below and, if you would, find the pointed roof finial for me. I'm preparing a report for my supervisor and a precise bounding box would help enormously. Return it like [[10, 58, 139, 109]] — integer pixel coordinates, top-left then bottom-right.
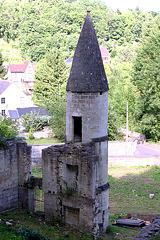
[[66, 11, 109, 93]]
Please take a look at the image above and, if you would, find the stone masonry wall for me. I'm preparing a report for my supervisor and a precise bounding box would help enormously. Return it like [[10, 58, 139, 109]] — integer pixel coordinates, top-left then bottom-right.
[[66, 91, 108, 143], [0, 141, 31, 212], [0, 141, 18, 211], [42, 139, 109, 235]]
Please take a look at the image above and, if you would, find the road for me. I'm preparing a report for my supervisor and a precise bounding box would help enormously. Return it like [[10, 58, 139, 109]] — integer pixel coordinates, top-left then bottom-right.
[[134, 144, 160, 157]]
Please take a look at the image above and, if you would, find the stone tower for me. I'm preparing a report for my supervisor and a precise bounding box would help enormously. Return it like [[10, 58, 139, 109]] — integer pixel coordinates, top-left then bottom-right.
[[66, 10, 109, 143], [42, 11, 109, 235]]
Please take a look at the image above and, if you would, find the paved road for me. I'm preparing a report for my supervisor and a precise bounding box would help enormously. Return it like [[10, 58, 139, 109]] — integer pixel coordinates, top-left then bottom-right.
[[134, 144, 160, 157]]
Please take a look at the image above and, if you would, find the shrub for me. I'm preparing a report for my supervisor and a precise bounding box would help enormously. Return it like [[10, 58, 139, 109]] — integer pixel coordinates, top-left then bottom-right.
[[0, 116, 18, 139], [18, 226, 49, 240], [26, 128, 35, 140], [0, 116, 19, 149], [21, 112, 48, 132]]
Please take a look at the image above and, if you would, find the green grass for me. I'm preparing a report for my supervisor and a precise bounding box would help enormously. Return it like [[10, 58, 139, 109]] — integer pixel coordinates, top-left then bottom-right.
[[0, 209, 94, 240], [24, 138, 63, 145], [0, 209, 141, 240], [108, 165, 160, 216], [32, 168, 42, 178]]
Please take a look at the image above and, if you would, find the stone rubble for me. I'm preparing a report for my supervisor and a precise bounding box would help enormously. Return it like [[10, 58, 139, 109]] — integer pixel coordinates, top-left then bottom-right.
[[132, 215, 160, 239]]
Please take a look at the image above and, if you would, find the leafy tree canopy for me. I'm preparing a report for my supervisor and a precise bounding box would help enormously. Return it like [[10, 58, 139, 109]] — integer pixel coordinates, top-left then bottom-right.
[[0, 51, 7, 79], [1, 0, 158, 61], [132, 16, 160, 140], [33, 49, 69, 140], [33, 48, 68, 103]]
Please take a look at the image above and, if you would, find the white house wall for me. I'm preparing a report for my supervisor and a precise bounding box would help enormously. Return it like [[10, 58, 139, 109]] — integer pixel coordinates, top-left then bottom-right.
[[0, 83, 34, 115]]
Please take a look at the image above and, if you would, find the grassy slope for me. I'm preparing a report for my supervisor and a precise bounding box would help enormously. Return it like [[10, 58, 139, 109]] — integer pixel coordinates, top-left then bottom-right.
[[109, 165, 160, 216]]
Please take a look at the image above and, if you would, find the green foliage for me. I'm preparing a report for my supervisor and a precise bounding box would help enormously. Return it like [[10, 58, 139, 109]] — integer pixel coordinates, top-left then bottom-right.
[[0, 116, 19, 149], [0, 0, 156, 61], [0, 135, 8, 149], [0, 51, 7, 79], [33, 49, 68, 140], [0, 0, 20, 42], [33, 49, 67, 102], [0, 116, 18, 139], [132, 16, 160, 140], [0, 224, 23, 240], [106, 60, 137, 129], [108, 104, 123, 140], [47, 94, 66, 140], [32, 168, 42, 178], [26, 128, 35, 140], [21, 112, 48, 132], [63, 180, 77, 196], [18, 226, 49, 239]]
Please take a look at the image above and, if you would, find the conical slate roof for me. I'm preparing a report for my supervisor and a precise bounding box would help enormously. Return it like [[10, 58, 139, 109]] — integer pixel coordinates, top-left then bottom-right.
[[66, 11, 109, 92]]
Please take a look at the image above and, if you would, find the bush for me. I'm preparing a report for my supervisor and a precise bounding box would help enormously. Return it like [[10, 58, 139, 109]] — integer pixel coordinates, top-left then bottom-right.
[[0, 116, 19, 139], [0, 116, 19, 149], [26, 128, 35, 140], [21, 112, 49, 132], [18, 226, 49, 240]]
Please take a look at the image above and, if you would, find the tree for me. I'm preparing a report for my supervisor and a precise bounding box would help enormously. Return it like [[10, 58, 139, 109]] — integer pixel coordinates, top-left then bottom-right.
[[0, 52, 7, 79], [33, 48, 67, 103], [46, 93, 66, 140], [132, 16, 160, 141], [105, 61, 137, 129], [108, 104, 123, 140], [33, 48, 69, 140]]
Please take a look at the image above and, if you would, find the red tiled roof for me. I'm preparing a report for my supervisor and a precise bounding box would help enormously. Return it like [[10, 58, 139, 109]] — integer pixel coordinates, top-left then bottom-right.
[[9, 63, 26, 73], [9, 60, 38, 73], [100, 46, 110, 57], [9, 61, 29, 73]]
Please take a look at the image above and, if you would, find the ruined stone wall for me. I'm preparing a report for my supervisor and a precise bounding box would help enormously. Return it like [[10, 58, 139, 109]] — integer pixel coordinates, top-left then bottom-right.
[[66, 91, 108, 143], [42, 140, 109, 234], [0, 141, 31, 212], [0, 141, 18, 211]]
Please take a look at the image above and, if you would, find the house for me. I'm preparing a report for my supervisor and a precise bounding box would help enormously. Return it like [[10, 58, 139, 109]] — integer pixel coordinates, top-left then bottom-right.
[[0, 80, 35, 117], [65, 46, 110, 66], [100, 46, 110, 65], [6, 60, 38, 91], [8, 106, 47, 120]]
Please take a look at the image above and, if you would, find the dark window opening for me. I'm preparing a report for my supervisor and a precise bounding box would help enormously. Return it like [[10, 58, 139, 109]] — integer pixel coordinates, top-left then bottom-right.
[[100, 92, 102, 95], [1, 98, 5, 104], [2, 110, 5, 116], [73, 117, 82, 142]]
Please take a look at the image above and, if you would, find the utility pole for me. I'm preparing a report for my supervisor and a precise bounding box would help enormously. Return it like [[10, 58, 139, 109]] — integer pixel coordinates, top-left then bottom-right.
[[126, 102, 128, 143]]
